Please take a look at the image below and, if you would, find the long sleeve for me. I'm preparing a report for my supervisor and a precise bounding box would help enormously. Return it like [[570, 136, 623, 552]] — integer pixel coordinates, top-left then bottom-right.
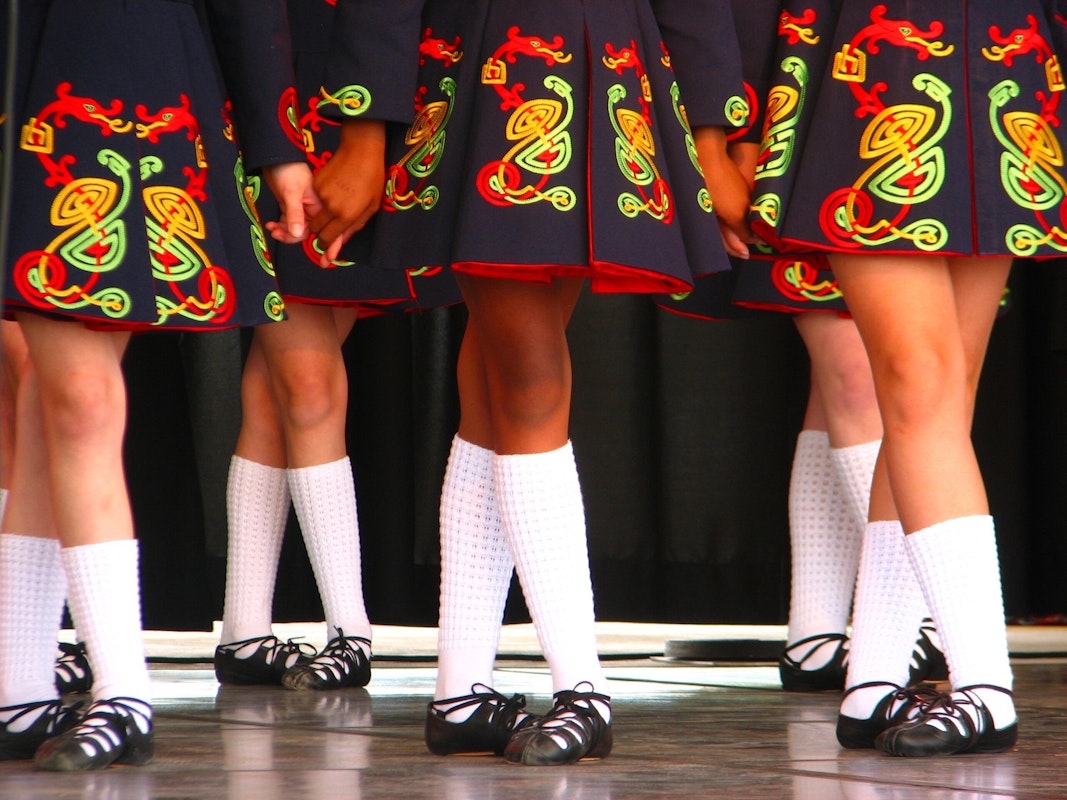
[[730, 0, 782, 142], [651, 0, 746, 129], [205, 0, 305, 171], [319, 0, 428, 125]]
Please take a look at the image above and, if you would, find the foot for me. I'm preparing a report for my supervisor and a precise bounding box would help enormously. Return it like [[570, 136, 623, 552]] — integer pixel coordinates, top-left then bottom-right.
[[837, 681, 939, 749], [504, 683, 612, 766], [0, 700, 81, 760], [214, 634, 316, 685], [876, 685, 1018, 757], [55, 642, 93, 695], [426, 684, 537, 756], [34, 697, 154, 771], [779, 633, 849, 692], [281, 629, 371, 691]]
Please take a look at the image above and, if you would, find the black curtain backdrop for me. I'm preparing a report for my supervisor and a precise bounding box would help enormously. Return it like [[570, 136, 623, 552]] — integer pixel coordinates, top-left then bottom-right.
[[125, 260, 1067, 632]]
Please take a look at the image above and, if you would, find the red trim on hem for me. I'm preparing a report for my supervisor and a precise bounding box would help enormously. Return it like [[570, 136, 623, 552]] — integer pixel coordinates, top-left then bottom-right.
[[4, 302, 278, 333], [449, 261, 695, 295]]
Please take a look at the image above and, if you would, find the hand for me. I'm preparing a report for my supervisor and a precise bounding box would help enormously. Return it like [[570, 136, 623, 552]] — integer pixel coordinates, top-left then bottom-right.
[[310, 119, 387, 267], [262, 162, 321, 244], [693, 127, 758, 259]]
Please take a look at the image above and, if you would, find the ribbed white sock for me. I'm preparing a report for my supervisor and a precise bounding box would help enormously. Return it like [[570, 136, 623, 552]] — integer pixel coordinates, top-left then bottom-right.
[[62, 539, 151, 704], [840, 520, 925, 720], [494, 443, 606, 712], [435, 436, 514, 702], [220, 456, 290, 646], [288, 457, 371, 652], [0, 535, 66, 728], [786, 431, 862, 668], [828, 439, 880, 526], [831, 438, 939, 646], [906, 516, 1015, 727]]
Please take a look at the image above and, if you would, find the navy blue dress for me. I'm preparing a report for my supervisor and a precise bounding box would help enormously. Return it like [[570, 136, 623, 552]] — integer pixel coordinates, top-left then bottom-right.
[[3, 0, 302, 330], [319, 0, 746, 298], [754, 0, 1067, 260]]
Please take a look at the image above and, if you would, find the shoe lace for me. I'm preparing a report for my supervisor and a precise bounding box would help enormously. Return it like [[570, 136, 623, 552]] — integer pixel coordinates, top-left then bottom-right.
[[303, 629, 371, 680], [892, 684, 941, 721], [55, 642, 92, 686], [535, 682, 610, 749], [0, 699, 78, 734], [431, 684, 530, 731], [273, 637, 318, 666], [64, 698, 151, 757], [782, 632, 849, 670], [910, 690, 981, 736]]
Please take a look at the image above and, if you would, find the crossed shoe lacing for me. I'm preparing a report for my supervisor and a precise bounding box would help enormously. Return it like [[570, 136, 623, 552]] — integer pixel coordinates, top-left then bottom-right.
[[282, 628, 371, 689], [61, 698, 151, 758]]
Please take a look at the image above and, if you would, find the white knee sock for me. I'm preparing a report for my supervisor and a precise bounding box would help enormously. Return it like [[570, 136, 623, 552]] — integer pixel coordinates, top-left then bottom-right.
[[62, 539, 151, 704], [494, 443, 606, 704], [786, 432, 862, 662], [831, 438, 938, 644], [435, 436, 514, 701], [0, 535, 66, 723], [828, 438, 880, 527], [220, 456, 290, 645], [840, 520, 925, 720], [906, 516, 1015, 726], [288, 457, 371, 652]]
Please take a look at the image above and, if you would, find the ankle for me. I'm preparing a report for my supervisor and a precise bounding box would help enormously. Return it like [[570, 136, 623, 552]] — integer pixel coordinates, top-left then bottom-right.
[[960, 686, 1016, 729], [840, 682, 899, 720]]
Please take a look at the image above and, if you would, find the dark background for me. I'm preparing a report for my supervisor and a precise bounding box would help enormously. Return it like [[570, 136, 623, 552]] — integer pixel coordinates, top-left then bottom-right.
[[125, 260, 1067, 632]]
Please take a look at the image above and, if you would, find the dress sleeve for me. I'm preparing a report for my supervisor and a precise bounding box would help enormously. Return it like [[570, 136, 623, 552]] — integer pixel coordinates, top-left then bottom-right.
[[650, 0, 747, 130], [205, 0, 305, 172], [319, 0, 427, 125], [729, 0, 782, 142]]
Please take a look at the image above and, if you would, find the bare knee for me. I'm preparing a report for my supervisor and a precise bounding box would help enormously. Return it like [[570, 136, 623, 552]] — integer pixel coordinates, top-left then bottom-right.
[[270, 354, 347, 433], [874, 347, 966, 434], [489, 353, 570, 432], [38, 368, 125, 446]]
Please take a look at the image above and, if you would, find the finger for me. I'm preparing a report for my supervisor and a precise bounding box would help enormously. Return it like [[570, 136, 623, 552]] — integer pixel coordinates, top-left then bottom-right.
[[278, 192, 306, 240], [719, 225, 750, 259]]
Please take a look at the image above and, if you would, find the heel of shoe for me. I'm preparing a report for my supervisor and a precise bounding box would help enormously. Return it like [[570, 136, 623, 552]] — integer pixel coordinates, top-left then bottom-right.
[[779, 633, 848, 692]]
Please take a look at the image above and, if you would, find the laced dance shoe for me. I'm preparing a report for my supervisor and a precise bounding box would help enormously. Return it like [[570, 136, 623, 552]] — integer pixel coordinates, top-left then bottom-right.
[[280, 630, 371, 690], [34, 697, 153, 771], [837, 681, 940, 749], [0, 700, 81, 760], [425, 684, 537, 756], [876, 685, 1018, 757], [779, 633, 849, 692], [55, 642, 93, 695], [908, 619, 949, 685], [504, 683, 612, 766], [214, 634, 316, 686]]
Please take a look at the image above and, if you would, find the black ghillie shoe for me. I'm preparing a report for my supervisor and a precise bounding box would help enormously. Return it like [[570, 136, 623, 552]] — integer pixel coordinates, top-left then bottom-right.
[[281, 629, 371, 690], [214, 635, 316, 686], [55, 642, 93, 695], [504, 683, 611, 766], [425, 684, 537, 756], [876, 685, 1018, 757], [0, 700, 81, 760], [779, 633, 849, 692], [907, 619, 949, 685], [837, 681, 940, 749], [34, 697, 154, 771]]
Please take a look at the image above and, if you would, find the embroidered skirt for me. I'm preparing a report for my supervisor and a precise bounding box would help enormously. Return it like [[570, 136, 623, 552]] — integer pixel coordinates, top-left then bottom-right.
[[4, 0, 284, 330], [751, 0, 1067, 259], [267, 0, 460, 313], [367, 0, 734, 296]]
